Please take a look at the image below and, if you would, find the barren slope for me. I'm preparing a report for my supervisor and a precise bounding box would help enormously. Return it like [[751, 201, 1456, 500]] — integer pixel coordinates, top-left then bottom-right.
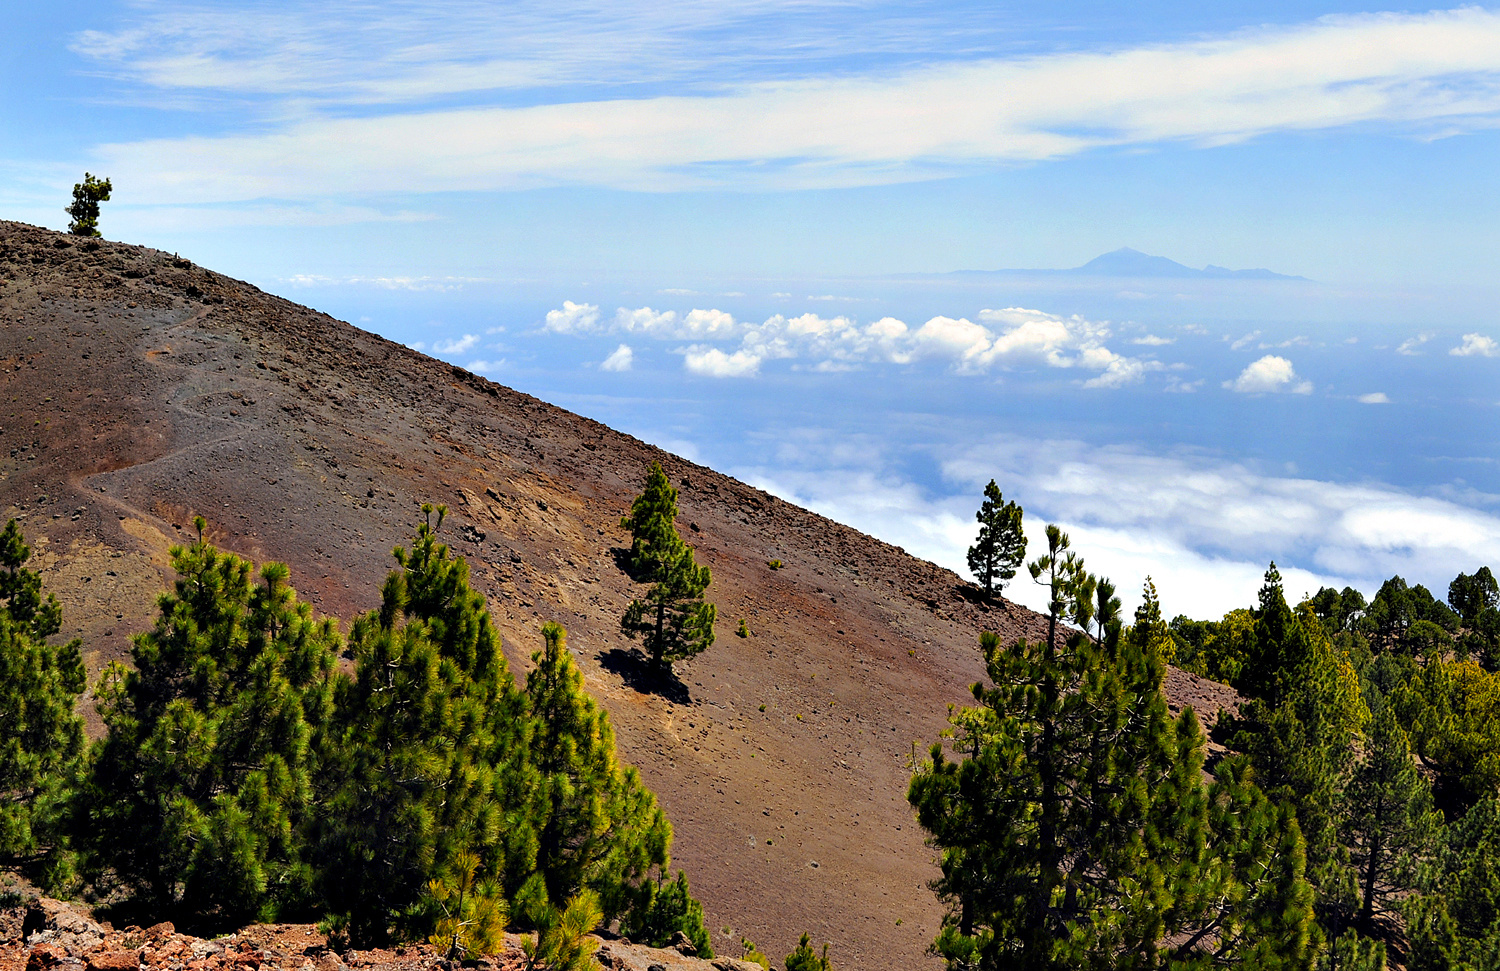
[[0, 220, 1242, 967]]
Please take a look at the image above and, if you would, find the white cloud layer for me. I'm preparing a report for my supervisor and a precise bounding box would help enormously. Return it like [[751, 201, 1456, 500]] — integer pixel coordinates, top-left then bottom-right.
[[1357, 392, 1391, 404], [80, 7, 1500, 198], [1225, 355, 1313, 394], [548, 302, 1165, 385], [740, 434, 1500, 620], [1451, 333, 1500, 357]]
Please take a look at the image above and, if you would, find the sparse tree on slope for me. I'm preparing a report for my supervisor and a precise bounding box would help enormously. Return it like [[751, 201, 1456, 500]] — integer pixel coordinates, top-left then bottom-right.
[[784, 933, 832, 971], [620, 463, 715, 676], [66, 173, 111, 237], [0, 520, 85, 872], [966, 480, 1025, 602]]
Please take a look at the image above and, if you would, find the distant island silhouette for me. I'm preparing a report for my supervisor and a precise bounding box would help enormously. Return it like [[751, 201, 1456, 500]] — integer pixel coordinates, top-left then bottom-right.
[[944, 246, 1308, 280]]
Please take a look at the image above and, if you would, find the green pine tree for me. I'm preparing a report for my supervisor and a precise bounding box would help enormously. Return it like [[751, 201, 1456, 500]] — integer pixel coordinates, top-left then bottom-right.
[[521, 888, 604, 971], [518, 622, 672, 919], [1403, 795, 1500, 969], [0, 520, 85, 874], [1344, 705, 1440, 929], [65, 173, 112, 237], [784, 933, 832, 971], [315, 507, 505, 945], [618, 869, 712, 957], [83, 518, 339, 929], [620, 463, 715, 676], [426, 851, 508, 960], [966, 480, 1025, 602]]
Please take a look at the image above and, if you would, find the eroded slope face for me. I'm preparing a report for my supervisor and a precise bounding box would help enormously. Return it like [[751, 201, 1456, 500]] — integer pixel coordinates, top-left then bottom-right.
[[0, 220, 1241, 967]]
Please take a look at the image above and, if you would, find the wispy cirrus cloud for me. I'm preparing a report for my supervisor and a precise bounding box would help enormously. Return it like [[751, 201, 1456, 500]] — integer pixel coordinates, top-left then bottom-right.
[[79, 7, 1500, 199], [286, 272, 483, 291], [1397, 332, 1434, 355]]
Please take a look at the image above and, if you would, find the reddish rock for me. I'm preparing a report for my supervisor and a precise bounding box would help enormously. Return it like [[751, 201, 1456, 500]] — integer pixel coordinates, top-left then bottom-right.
[[86, 953, 140, 971], [26, 945, 67, 971]]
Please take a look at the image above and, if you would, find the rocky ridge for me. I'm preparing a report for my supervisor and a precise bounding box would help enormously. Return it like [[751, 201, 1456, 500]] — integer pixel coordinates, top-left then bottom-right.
[[1, 893, 763, 971]]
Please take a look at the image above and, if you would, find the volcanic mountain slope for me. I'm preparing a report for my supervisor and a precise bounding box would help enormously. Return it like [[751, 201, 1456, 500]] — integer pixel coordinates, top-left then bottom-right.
[[0, 219, 1242, 968]]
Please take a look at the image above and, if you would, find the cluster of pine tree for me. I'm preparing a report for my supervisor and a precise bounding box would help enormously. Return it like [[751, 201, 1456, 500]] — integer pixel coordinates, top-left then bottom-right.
[[0, 510, 712, 962], [912, 526, 1315, 970], [927, 494, 1500, 969]]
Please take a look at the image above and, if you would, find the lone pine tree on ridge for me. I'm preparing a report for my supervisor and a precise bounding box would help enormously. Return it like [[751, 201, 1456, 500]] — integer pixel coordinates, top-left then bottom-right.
[[620, 462, 716, 677], [967, 479, 1025, 602]]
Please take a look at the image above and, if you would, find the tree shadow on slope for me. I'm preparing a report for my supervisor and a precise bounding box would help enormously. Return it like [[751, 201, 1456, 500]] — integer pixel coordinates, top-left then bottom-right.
[[597, 647, 692, 705], [610, 547, 647, 583]]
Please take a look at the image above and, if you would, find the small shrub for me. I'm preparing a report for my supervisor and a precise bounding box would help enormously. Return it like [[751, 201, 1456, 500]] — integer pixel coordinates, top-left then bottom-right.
[[736, 619, 750, 638], [767, 560, 783, 570], [740, 937, 771, 970], [318, 914, 351, 955], [425, 851, 506, 959], [617, 870, 712, 958], [785, 932, 833, 971], [522, 889, 602, 971]]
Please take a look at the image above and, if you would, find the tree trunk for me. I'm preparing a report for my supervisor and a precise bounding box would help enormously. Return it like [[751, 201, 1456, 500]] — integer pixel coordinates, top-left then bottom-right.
[[653, 599, 666, 672], [1361, 829, 1381, 927]]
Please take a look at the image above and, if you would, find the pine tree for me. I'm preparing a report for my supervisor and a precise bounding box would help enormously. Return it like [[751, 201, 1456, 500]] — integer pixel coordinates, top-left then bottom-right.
[[1344, 706, 1440, 929], [1125, 577, 1175, 663], [966, 480, 1025, 602], [319, 509, 689, 945], [618, 870, 713, 957], [1230, 567, 1367, 948], [316, 611, 485, 944], [1404, 795, 1500, 969], [65, 173, 112, 237], [315, 507, 505, 945], [426, 851, 508, 960], [517, 623, 672, 919], [784, 933, 833, 971], [620, 463, 715, 675], [521, 889, 603, 971], [84, 519, 339, 929], [0, 520, 85, 870]]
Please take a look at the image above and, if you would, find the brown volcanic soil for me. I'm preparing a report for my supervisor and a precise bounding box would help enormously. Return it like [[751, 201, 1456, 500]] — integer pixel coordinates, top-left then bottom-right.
[[0, 220, 1243, 968]]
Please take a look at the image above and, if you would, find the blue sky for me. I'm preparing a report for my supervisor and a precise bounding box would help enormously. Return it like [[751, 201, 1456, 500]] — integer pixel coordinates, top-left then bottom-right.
[[5, 0, 1500, 618]]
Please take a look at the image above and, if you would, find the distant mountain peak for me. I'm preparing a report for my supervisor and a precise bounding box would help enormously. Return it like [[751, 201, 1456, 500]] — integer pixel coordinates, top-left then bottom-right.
[[1072, 247, 1305, 280]]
